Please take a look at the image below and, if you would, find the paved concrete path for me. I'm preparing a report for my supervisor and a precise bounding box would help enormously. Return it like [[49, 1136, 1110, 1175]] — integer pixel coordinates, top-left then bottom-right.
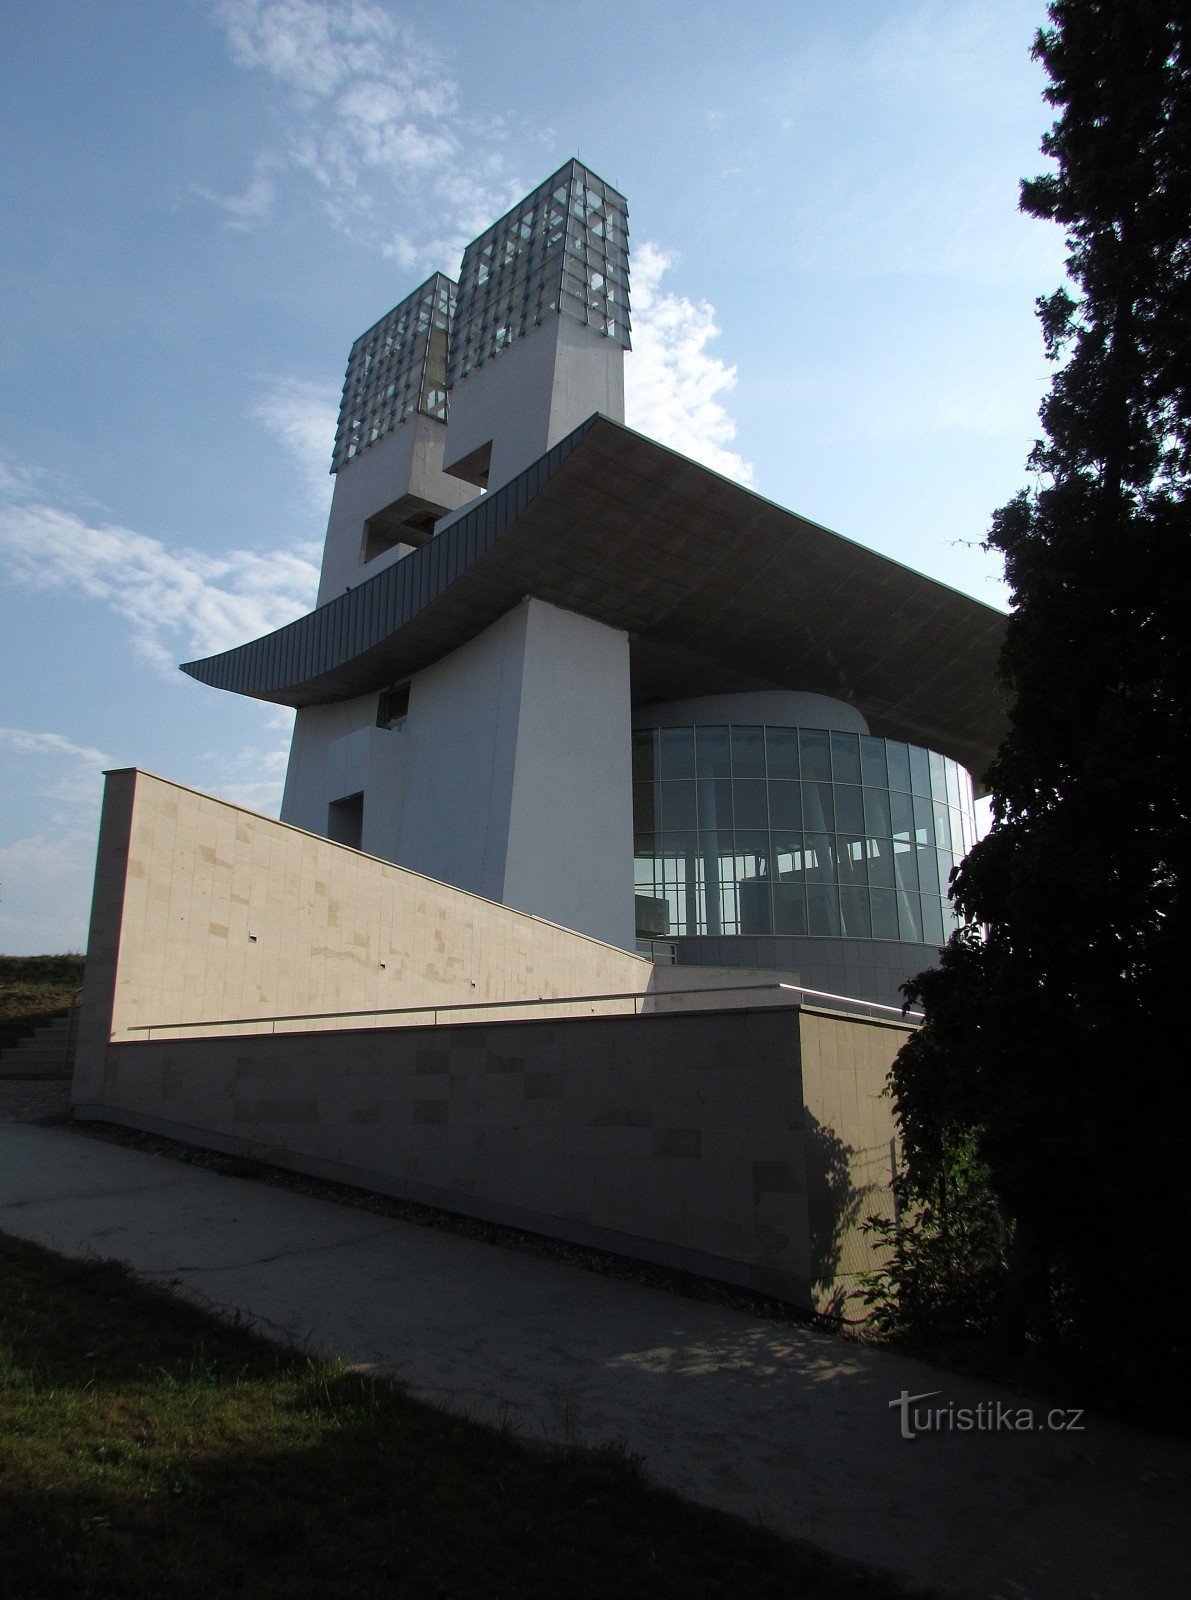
[[1, 1122, 1186, 1600]]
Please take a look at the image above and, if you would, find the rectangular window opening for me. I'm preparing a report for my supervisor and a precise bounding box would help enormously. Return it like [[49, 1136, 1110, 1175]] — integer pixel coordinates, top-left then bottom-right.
[[327, 792, 364, 851], [377, 682, 411, 729]]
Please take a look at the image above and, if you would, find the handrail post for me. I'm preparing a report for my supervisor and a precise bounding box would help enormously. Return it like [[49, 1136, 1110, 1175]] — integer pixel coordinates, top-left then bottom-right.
[[63, 985, 84, 1071]]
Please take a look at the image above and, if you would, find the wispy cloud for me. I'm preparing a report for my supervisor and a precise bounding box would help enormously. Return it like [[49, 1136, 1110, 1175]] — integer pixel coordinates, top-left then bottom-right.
[[217, 0, 405, 98], [208, 2, 754, 486], [253, 375, 340, 523], [0, 728, 113, 803], [0, 728, 115, 953], [191, 153, 280, 231], [196, 725, 294, 816], [0, 477, 319, 675], [625, 244, 753, 484], [208, 0, 521, 271]]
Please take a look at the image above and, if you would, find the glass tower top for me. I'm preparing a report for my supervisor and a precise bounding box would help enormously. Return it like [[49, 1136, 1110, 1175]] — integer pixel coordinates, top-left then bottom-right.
[[331, 272, 457, 474], [446, 158, 631, 388]]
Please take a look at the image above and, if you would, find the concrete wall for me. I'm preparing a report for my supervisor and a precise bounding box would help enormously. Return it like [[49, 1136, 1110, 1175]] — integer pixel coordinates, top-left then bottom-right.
[[77, 765, 782, 1060], [443, 315, 624, 494], [316, 415, 474, 606], [279, 600, 634, 951], [281, 694, 406, 846], [632, 692, 871, 736], [73, 1004, 906, 1315], [799, 1009, 902, 1314], [488, 598, 633, 948], [74, 768, 655, 1105], [674, 934, 935, 1014], [74, 768, 908, 1315], [281, 600, 634, 951], [383, 598, 635, 950]]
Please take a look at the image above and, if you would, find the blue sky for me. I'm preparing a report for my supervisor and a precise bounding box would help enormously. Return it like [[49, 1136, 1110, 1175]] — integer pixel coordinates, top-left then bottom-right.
[[0, 0, 1063, 954]]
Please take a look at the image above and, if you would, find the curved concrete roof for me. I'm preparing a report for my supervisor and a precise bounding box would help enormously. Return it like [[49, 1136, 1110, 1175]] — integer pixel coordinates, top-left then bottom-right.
[[182, 414, 1008, 781]]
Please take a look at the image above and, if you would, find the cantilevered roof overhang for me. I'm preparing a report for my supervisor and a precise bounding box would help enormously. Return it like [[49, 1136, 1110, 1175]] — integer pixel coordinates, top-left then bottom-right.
[[182, 415, 1008, 782]]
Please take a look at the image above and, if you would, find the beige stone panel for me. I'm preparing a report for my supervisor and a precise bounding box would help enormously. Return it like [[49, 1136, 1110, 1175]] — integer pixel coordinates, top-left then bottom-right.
[[76, 774, 912, 1314], [797, 1007, 909, 1318], [81, 1008, 814, 1302], [81, 770, 651, 1051], [73, 770, 136, 1094]]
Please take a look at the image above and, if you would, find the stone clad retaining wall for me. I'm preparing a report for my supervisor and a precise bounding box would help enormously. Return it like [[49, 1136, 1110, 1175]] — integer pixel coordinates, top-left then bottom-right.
[[74, 770, 791, 1099], [72, 767, 907, 1314], [76, 1004, 905, 1314]]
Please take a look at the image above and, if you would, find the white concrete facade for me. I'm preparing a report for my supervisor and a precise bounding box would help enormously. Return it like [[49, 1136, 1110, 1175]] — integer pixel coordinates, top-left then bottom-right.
[[281, 598, 635, 952], [255, 158, 988, 999], [442, 315, 625, 494], [316, 412, 474, 605], [283, 164, 632, 951], [632, 691, 871, 736]]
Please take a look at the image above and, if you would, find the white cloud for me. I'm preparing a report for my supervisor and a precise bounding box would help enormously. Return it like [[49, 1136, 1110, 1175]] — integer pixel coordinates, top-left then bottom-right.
[[0, 729, 114, 954], [0, 482, 319, 675], [253, 375, 340, 524], [0, 826, 97, 953], [217, 0, 398, 98], [208, 4, 753, 483], [0, 728, 113, 804], [208, 0, 515, 272], [625, 244, 753, 484], [191, 153, 280, 230], [197, 727, 293, 816]]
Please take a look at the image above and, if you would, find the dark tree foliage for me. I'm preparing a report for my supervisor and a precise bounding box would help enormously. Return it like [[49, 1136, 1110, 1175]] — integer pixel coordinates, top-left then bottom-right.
[[887, 1, 1191, 1400]]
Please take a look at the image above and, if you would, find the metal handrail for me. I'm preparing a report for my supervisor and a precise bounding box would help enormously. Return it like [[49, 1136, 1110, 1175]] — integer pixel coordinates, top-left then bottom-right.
[[779, 984, 923, 1021], [125, 980, 920, 1040]]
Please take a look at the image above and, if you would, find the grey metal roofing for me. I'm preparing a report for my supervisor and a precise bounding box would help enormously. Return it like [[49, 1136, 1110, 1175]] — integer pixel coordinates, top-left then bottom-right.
[[181, 414, 1009, 783]]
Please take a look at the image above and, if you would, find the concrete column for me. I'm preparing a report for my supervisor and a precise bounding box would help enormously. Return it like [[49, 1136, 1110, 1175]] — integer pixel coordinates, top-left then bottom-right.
[[398, 599, 635, 950]]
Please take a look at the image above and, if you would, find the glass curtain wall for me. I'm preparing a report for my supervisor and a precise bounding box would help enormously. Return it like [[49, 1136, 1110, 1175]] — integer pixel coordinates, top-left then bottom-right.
[[632, 726, 977, 945]]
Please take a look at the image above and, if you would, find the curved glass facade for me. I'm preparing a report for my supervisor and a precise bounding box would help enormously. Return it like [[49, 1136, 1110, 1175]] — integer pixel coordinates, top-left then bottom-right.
[[632, 726, 976, 945]]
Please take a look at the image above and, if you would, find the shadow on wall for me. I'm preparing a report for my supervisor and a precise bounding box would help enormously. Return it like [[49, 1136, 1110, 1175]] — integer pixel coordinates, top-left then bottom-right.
[[804, 1111, 890, 1322]]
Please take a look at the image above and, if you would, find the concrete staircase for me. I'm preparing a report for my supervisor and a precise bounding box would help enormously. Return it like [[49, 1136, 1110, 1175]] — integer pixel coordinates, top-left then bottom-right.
[[0, 1014, 77, 1081]]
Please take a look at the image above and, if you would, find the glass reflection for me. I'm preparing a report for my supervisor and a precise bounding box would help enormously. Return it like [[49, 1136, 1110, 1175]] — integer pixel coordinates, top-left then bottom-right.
[[632, 724, 975, 945]]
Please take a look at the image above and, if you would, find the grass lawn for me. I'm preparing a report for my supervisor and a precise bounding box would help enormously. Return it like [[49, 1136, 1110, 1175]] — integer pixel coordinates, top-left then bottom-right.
[[0, 955, 85, 1053], [0, 1231, 918, 1600]]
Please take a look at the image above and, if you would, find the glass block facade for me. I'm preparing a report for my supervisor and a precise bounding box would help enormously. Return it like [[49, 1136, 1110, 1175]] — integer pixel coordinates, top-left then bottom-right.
[[446, 159, 630, 388], [331, 273, 457, 473], [632, 726, 977, 946]]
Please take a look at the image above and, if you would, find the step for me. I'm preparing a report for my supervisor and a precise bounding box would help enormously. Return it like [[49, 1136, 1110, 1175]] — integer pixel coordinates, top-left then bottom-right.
[[0, 1055, 73, 1076], [0, 1019, 78, 1076]]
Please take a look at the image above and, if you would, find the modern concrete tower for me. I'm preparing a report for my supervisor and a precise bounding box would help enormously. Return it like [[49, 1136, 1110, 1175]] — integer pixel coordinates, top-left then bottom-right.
[[258, 162, 640, 951], [316, 272, 473, 606], [441, 159, 630, 493], [184, 158, 1008, 1003]]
